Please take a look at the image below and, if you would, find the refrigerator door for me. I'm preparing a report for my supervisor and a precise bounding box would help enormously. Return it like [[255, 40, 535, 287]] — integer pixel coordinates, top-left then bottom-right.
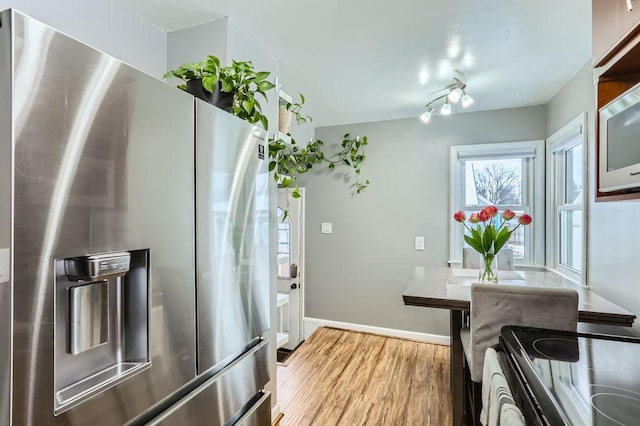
[[195, 100, 271, 374], [235, 392, 272, 426], [148, 341, 270, 425], [0, 8, 11, 426], [0, 280, 10, 426], [5, 10, 197, 425]]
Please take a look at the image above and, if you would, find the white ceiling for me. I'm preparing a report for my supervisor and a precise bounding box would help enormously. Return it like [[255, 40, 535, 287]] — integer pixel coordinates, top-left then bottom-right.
[[124, 0, 591, 127]]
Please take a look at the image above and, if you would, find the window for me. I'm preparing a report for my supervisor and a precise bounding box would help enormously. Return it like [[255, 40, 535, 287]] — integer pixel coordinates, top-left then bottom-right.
[[547, 114, 586, 282], [277, 207, 291, 277], [450, 141, 545, 266]]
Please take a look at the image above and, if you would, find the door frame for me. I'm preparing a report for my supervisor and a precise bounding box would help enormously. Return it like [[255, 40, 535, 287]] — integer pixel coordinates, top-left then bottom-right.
[[276, 187, 305, 350]]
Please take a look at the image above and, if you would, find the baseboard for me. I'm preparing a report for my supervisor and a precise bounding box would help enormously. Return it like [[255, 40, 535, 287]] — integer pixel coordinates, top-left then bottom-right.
[[304, 317, 450, 346], [271, 403, 282, 425]]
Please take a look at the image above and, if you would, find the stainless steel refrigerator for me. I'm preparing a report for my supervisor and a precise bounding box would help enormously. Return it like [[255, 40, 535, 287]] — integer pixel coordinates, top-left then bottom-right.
[[0, 9, 271, 426]]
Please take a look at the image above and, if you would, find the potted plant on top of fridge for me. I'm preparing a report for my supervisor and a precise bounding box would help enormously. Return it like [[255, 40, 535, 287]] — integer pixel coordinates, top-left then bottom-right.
[[278, 92, 313, 134], [163, 55, 229, 107], [164, 55, 276, 130], [220, 60, 276, 130]]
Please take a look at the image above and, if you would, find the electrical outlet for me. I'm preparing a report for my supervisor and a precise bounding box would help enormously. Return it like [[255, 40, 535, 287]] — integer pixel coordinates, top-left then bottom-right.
[[321, 223, 332, 234]]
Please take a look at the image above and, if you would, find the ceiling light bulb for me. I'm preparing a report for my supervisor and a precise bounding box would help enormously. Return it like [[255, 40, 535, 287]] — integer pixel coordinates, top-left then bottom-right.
[[441, 100, 452, 115], [461, 93, 474, 108], [420, 107, 434, 123], [448, 87, 462, 103]]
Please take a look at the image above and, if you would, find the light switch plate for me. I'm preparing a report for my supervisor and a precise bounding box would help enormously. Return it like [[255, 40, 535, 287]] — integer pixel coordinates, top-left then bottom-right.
[[321, 223, 332, 234], [414, 236, 425, 251]]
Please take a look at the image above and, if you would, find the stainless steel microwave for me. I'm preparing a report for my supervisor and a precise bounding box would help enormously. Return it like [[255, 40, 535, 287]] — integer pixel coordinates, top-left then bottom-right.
[[599, 81, 640, 192]]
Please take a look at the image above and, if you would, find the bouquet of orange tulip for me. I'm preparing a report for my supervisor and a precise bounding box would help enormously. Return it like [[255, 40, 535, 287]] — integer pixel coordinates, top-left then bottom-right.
[[453, 205, 532, 282]]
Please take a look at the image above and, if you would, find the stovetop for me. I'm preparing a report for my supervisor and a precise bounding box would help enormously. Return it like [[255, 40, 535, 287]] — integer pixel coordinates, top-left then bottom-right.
[[501, 326, 640, 426]]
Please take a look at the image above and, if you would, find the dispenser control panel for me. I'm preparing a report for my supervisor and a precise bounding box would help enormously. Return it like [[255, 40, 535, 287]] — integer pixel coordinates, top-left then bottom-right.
[[64, 252, 131, 281]]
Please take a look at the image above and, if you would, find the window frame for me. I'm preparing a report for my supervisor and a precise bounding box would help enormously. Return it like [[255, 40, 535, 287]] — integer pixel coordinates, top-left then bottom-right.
[[450, 140, 546, 266], [546, 114, 587, 285]]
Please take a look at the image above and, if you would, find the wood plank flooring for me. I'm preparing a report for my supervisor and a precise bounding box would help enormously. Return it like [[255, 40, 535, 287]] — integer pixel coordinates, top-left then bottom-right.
[[275, 327, 452, 426]]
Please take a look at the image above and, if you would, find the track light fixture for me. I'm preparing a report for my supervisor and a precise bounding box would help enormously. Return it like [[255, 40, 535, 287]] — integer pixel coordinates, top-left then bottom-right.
[[448, 87, 462, 103], [441, 98, 452, 115], [420, 106, 434, 123], [419, 77, 474, 123], [461, 91, 474, 108]]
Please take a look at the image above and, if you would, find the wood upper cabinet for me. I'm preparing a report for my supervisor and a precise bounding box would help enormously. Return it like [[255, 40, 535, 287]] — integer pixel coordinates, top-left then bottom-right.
[[593, 0, 640, 67], [593, 1, 640, 200]]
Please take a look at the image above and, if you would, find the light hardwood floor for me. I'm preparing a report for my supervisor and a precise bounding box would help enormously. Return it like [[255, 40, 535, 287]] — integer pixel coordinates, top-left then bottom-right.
[[275, 327, 452, 426]]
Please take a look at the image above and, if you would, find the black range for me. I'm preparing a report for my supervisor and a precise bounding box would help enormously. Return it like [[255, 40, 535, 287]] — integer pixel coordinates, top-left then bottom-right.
[[500, 325, 640, 425]]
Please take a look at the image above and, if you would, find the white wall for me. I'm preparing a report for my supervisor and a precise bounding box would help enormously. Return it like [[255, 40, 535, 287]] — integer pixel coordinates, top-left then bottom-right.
[[299, 106, 547, 337], [547, 61, 640, 336], [167, 18, 229, 72], [0, 0, 167, 76]]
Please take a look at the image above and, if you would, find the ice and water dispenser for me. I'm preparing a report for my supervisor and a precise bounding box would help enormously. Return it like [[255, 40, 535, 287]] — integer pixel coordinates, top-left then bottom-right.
[[53, 250, 150, 415]]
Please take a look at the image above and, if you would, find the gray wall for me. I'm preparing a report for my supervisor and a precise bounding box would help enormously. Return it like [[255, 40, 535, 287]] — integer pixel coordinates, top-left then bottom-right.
[[0, 0, 167, 76], [546, 62, 595, 136], [300, 106, 547, 336], [548, 61, 640, 335]]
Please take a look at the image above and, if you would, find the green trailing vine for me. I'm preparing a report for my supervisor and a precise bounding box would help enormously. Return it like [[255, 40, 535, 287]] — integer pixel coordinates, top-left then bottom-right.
[[165, 59, 369, 204], [268, 133, 370, 201], [285, 93, 313, 125], [221, 60, 275, 129], [326, 133, 369, 194]]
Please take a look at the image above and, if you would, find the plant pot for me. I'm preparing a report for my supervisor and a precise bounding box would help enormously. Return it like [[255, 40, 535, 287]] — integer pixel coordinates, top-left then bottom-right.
[[279, 108, 292, 134], [186, 79, 234, 112]]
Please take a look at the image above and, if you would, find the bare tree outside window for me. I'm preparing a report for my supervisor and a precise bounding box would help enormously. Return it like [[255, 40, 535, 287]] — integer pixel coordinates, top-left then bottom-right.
[[454, 141, 543, 265], [472, 161, 522, 205], [463, 158, 525, 258]]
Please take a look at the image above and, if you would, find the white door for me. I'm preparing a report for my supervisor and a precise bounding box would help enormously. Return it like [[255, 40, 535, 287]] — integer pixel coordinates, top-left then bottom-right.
[[276, 187, 305, 350]]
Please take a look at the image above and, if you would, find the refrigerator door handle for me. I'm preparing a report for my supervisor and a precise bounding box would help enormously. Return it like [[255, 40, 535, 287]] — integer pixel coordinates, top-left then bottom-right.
[[234, 391, 271, 426]]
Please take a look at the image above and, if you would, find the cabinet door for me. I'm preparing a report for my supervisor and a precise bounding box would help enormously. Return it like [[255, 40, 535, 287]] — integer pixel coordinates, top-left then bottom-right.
[[593, 0, 640, 66]]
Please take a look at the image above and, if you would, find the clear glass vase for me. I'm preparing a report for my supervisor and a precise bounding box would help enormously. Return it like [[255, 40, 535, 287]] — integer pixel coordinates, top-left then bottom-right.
[[479, 253, 498, 283]]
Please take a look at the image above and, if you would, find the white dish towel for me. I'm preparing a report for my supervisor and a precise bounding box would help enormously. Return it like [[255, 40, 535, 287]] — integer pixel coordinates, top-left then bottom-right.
[[480, 347, 525, 426]]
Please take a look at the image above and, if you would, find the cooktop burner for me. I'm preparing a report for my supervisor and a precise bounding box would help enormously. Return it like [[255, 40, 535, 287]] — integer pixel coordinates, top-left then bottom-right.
[[501, 326, 640, 426], [590, 385, 640, 426], [532, 337, 580, 360]]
